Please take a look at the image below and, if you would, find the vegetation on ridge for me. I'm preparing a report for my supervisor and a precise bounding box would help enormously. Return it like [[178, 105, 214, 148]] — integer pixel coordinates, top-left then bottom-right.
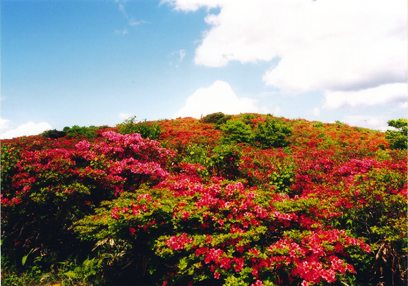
[[1, 113, 406, 286]]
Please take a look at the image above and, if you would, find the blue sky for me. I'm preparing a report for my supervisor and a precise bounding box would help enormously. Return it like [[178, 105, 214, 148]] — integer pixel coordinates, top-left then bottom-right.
[[1, 0, 407, 139]]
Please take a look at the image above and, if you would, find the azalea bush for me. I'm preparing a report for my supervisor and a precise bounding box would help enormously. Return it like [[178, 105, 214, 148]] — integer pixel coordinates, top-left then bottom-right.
[[1, 114, 406, 286], [75, 179, 371, 286], [1, 131, 173, 275]]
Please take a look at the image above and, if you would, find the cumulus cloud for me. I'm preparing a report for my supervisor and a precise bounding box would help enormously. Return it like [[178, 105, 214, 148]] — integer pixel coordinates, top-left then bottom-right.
[[342, 115, 391, 131], [119, 112, 133, 120], [175, 80, 259, 118], [312, 107, 320, 117], [164, 0, 407, 101], [0, 121, 52, 139], [323, 83, 407, 110], [0, 118, 11, 131], [273, 106, 281, 116], [160, 0, 221, 12]]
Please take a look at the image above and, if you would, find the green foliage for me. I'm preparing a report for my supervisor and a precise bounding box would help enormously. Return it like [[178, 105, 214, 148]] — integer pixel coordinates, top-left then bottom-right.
[[266, 163, 295, 194], [41, 129, 67, 139], [59, 256, 104, 284], [2, 114, 407, 285], [210, 144, 242, 178], [1, 144, 18, 187], [221, 119, 253, 144], [313, 121, 323, 128], [334, 120, 346, 128], [63, 125, 98, 139], [385, 118, 407, 150], [74, 188, 172, 285], [253, 117, 292, 149], [201, 112, 232, 126], [117, 116, 162, 140], [239, 113, 258, 128], [182, 144, 213, 177]]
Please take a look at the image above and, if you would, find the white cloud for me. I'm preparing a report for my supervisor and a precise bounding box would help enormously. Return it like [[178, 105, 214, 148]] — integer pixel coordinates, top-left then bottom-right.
[[115, 0, 129, 18], [115, 28, 128, 35], [342, 115, 391, 131], [119, 112, 133, 120], [323, 83, 407, 110], [312, 107, 320, 117], [0, 121, 52, 139], [168, 50, 187, 67], [273, 106, 281, 116], [0, 118, 10, 130], [175, 80, 259, 118], [160, 0, 221, 12], [164, 0, 407, 99], [179, 50, 186, 62], [400, 101, 408, 109], [129, 19, 143, 26]]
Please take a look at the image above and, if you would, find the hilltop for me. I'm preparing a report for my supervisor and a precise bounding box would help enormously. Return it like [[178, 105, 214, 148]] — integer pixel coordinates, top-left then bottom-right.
[[1, 113, 407, 286]]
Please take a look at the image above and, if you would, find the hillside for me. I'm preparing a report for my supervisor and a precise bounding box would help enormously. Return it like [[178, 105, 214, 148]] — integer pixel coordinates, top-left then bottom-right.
[[1, 113, 407, 286]]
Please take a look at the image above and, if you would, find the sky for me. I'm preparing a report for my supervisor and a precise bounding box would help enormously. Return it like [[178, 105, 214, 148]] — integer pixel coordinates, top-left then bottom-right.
[[1, 0, 407, 139]]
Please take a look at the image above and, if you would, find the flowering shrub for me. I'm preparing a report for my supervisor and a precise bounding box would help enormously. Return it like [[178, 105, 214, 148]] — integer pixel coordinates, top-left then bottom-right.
[[75, 179, 372, 286], [1, 131, 173, 272], [1, 114, 406, 286]]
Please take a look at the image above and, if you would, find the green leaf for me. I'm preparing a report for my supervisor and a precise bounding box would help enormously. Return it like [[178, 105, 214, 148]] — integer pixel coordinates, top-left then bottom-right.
[[21, 249, 33, 266], [179, 258, 188, 270], [64, 270, 80, 279]]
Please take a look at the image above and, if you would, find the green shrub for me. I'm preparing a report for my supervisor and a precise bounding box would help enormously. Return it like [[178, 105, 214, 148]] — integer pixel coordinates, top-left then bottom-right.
[[41, 129, 67, 139], [201, 112, 232, 127], [117, 116, 161, 140], [182, 144, 213, 176], [220, 119, 253, 144], [385, 118, 407, 150], [201, 112, 225, 124], [63, 125, 98, 139], [1, 144, 18, 187], [313, 121, 323, 128], [334, 120, 345, 128], [239, 113, 258, 128], [266, 163, 295, 194], [210, 144, 242, 178], [252, 117, 292, 149]]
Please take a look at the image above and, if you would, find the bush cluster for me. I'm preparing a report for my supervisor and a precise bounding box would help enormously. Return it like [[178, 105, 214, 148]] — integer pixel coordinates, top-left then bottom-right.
[[219, 115, 293, 149], [117, 116, 162, 140], [385, 118, 407, 150], [1, 114, 406, 286]]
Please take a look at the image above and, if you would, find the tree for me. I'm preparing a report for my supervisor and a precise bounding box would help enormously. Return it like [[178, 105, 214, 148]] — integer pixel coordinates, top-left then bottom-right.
[[385, 118, 407, 150]]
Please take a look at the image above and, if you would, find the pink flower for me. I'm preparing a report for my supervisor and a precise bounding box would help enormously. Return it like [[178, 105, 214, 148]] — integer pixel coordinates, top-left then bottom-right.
[[251, 268, 258, 277], [251, 280, 263, 286], [182, 211, 190, 220]]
